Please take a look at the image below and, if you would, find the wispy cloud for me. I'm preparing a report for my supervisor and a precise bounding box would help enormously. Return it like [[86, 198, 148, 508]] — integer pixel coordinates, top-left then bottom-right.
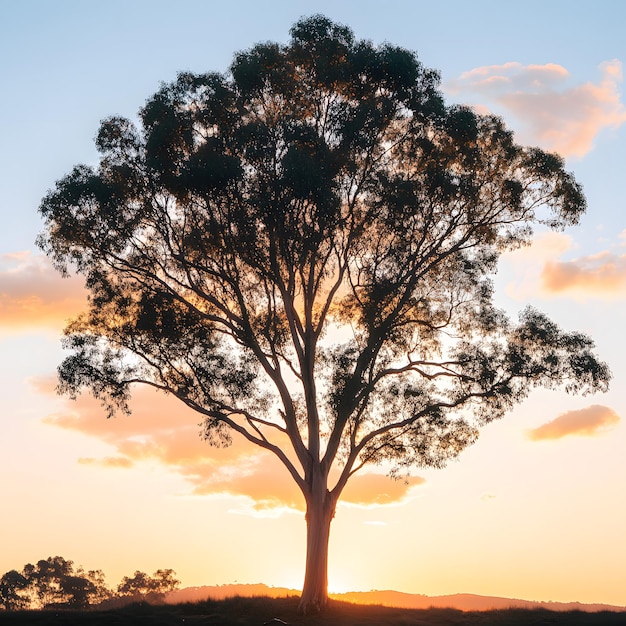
[[446, 60, 626, 157], [0, 251, 85, 332], [38, 379, 423, 512], [502, 232, 626, 300], [78, 456, 134, 468], [527, 405, 620, 441]]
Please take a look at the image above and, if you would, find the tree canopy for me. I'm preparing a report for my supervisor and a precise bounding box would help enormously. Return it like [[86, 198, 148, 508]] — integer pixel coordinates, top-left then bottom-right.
[[38, 15, 610, 613], [117, 569, 180, 603], [0, 557, 110, 610], [0, 557, 179, 611]]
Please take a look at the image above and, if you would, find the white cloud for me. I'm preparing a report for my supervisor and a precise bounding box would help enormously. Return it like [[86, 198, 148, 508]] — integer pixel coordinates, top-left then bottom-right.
[[446, 60, 626, 157]]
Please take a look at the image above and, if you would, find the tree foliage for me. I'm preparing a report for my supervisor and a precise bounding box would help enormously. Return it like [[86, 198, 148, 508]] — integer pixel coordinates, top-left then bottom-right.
[[117, 569, 180, 603], [0, 557, 111, 610], [0, 557, 179, 611], [0, 570, 30, 611], [38, 15, 609, 612]]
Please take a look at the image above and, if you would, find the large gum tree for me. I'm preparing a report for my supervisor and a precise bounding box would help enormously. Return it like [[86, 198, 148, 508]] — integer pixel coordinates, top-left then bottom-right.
[[39, 16, 609, 613]]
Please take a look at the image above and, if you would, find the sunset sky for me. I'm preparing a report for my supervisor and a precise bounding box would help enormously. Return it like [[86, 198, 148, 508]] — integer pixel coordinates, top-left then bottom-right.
[[1, 0, 625, 607]]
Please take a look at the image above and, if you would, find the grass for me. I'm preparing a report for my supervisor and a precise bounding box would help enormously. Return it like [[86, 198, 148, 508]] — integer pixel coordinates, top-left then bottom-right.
[[1, 596, 625, 625]]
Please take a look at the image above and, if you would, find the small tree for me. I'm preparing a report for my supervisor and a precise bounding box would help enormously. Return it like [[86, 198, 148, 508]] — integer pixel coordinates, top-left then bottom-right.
[[28, 556, 75, 608], [117, 569, 180, 603], [60, 568, 111, 608], [0, 557, 111, 610], [0, 570, 30, 611], [38, 16, 609, 613]]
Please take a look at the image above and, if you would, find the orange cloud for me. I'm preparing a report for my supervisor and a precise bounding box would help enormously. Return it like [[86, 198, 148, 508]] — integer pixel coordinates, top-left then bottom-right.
[[527, 405, 620, 441], [38, 379, 423, 511], [341, 473, 424, 506], [0, 251, 86, 331], [541, 252, 626, 295], [78, 456, 135, 468], [502, 232, 626, 300], [447, 60, 626, 157]]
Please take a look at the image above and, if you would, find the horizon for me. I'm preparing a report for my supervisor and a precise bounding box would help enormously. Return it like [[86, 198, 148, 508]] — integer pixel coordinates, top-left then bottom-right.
[[168, 582, 626, 607], [1, 0, 625, 609]]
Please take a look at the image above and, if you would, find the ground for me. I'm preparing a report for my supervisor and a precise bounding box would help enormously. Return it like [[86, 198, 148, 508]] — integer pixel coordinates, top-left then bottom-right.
[[1, 597, 625, 625]]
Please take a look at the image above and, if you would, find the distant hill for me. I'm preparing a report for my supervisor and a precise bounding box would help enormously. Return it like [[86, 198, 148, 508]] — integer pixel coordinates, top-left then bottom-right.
[[166, 584, 626, 613], [332, 590, 626, 613], [167, 583, 296, 604]]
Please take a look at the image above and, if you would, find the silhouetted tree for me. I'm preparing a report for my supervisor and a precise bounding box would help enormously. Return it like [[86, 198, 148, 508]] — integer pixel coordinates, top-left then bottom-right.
[[0, 570, 30, 611], [117, 569, 180, 603], [0, 557, 111, 610], [38, 15, 610, 613], [28, 556, 75, 608], [60, 568, 111, 608]]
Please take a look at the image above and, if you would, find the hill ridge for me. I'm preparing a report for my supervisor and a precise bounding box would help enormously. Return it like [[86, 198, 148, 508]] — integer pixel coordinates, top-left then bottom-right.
[[166, 584, 626, 613]]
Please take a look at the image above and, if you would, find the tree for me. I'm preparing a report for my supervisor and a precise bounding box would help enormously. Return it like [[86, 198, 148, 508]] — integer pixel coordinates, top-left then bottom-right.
[[116, 569, 180, 603], [38, 15, 610, 613], [0, 557, 112, 610], [0, 558, 180, 611], [59, 568, 111, 608], [0, 570, 30, 611], [27, 556, 75, 608]]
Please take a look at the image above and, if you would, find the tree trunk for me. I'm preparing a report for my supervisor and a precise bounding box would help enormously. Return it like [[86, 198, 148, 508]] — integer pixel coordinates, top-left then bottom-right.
[[298, 487, 336, 614]]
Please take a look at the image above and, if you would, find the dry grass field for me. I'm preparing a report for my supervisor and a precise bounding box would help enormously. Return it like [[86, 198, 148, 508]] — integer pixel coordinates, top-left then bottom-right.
[[1, 596, 625, 625]]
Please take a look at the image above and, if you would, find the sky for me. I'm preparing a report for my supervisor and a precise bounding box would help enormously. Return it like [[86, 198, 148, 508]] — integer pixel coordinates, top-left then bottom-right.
[[1, 0, 625, 607]]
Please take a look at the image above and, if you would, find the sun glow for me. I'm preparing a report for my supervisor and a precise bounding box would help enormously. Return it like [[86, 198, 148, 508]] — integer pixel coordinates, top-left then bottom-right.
[[328, 573, 359, 594]]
